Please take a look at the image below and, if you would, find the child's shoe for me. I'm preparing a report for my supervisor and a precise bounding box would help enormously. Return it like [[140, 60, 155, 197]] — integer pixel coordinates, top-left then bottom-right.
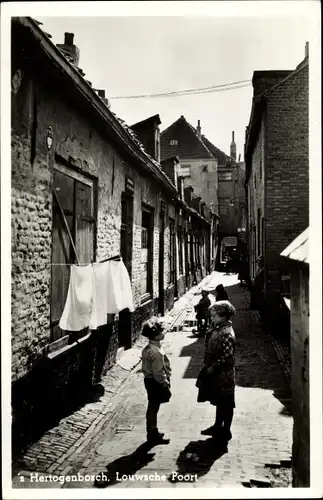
[[147, 429, 170, 445], [201, 425, 218, 436], [223, 429, 232, 441]]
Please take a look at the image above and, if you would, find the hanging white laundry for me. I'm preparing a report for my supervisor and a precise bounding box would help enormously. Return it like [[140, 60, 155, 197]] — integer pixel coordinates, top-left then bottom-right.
[[59, 264, 93, 331], [89, 261, 110, 330], [106, 260, 135, 313]]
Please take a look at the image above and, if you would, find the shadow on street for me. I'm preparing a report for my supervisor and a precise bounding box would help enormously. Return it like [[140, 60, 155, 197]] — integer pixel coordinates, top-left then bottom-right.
[[169, 437, 228, 483], [94, 442, 157, 488]]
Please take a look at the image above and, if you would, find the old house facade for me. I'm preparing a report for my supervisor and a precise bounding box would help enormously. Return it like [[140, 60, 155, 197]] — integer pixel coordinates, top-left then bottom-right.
[[244, 46, 309, 325], [281, 229, 309, 487], [11, 18, 215, 453], [160, 116, 219, 270], [200, 132, 246, 266]]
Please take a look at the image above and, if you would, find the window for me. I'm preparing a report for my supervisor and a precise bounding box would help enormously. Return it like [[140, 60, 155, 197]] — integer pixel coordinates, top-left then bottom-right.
[[169, 219, 176, 285], [202, 237, 206, 266], [120, 192, 133, 277], [257, 209, 261, 256], [261, 217, 264, 255], [178, 228, 184, 275], [155, 128, 160, 162], [170, 139, 178, 146], [219, 172, 232, 181], [201, 164, 208, 172], [254, 174, 257, 189], [219, 197, 231, 215], [187, 233, 192, 270], [180, 164, 191, 178], [177, 177, 184, 199], [260, 159, 262, 179], [51, 165, 95, 341], [141, 209, 153, 299]]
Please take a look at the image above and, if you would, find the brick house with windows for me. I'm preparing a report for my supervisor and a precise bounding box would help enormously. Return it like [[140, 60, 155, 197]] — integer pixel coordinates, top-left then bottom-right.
[[244, 44, 309, 328], [10, 17, 214, 454]]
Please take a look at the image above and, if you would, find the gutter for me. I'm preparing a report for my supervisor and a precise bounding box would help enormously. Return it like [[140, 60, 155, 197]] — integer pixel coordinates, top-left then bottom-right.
[[16, 17, 178, 197]]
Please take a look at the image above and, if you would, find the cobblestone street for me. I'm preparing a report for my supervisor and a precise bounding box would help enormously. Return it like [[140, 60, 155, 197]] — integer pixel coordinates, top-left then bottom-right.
[[12, 272, 293, 490]]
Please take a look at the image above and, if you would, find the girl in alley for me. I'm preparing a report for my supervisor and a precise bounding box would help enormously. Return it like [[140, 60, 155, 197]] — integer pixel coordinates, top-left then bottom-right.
[[141, 317, 171, 445], [196, 300, 236, 445]]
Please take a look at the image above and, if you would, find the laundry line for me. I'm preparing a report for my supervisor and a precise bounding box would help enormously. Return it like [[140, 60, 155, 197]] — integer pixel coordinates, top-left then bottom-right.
[[16, 254, 122, 267]]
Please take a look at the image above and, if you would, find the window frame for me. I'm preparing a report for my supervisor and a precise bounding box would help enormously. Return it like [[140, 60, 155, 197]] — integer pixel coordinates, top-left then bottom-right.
[[180, 164, 191, 178], [140, 207, 154, 302], [218, 171, 232, 181], [178, 227, 184, 276], [51, 163, 96, 343], [169, 218, 176, 285]]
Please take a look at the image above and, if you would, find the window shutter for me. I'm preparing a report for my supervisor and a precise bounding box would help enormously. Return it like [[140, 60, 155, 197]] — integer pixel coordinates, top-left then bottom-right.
[[75, 180, 94, 265], [51, 168, 94, 341], [51, 171, 74, 336]]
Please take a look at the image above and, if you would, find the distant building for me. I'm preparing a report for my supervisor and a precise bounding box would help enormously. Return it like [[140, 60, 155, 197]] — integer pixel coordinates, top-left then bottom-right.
[[200, 132, 246, 265], [244, 44, 309, 326], [161, 116, 219, 268], [161, 115, 218, 209], [161, 117, 246, 268]]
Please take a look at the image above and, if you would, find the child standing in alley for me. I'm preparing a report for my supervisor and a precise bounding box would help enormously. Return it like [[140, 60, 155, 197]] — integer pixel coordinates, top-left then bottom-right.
[[141, 317, 171, 445], [194, 290, 211, 337], [196, 300, 236, 445]]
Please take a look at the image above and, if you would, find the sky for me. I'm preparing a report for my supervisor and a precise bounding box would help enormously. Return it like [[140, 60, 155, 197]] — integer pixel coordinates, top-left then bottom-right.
[[34, 9, 315, 157]]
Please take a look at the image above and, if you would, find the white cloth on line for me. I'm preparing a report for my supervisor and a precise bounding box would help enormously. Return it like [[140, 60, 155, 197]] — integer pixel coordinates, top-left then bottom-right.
[[106, 260, 135, 313], [59, 259, 134, 332], [59, 264, 93, 332], [89, 261, 110, 330]]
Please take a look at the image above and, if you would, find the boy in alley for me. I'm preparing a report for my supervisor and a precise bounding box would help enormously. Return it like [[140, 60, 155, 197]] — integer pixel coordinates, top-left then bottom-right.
[[194, 290, 211, 337], [141, 317, 171, 445]]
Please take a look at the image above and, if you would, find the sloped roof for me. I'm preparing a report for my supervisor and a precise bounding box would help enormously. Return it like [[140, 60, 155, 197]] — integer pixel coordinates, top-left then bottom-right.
[[14, 17, 177, 194], [281, 227, 309, 264], [160, 116, 215, 161], [131, 114, 161, 128], [200, 134, 235, 168]]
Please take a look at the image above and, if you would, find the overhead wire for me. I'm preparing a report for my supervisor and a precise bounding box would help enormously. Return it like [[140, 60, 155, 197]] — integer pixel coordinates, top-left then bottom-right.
[[110, 79, 252, 100]]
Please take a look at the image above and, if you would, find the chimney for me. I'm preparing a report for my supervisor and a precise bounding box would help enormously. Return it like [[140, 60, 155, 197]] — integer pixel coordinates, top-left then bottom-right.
[[238, 153, 241, 162], [305, 41, 309, 58], [96, 89, 110, 108], [230, 130, 237, 161], [196, 120, 201, 138], [56, 32, 80, 66], [252, 70, 292, 97]]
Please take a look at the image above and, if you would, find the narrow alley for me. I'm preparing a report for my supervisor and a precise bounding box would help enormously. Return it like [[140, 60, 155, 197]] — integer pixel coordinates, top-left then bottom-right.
[[13, 272, 292, 490]]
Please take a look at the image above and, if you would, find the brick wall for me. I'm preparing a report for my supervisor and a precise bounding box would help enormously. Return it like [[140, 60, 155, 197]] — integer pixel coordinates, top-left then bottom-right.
[[290, 263, 309, 487], [266, 62, 309, 303], [11, 59, 178, 376], [247, 119, 265, 279], [11, 43, 180, 451]]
